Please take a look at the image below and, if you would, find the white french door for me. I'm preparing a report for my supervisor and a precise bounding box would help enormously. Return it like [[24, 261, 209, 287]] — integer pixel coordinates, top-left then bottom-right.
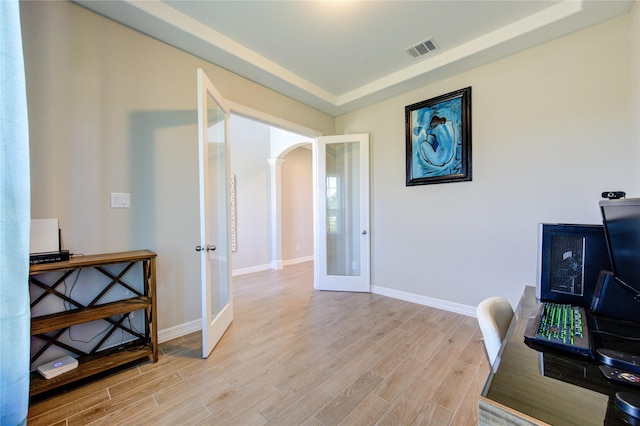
[[197, 69, 233, 358], [315, 134, 370, 292]]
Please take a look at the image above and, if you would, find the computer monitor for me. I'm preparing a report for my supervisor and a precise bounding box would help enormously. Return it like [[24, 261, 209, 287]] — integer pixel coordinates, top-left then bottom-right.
[[599, 198, 640, 298]]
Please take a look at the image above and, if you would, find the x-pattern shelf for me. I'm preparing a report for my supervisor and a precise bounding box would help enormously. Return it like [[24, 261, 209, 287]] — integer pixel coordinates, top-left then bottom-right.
[[28, 250, 157, 398]]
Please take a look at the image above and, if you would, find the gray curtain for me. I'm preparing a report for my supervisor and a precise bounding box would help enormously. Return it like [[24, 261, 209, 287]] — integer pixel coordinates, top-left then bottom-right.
[[0, 0, 31, 423]]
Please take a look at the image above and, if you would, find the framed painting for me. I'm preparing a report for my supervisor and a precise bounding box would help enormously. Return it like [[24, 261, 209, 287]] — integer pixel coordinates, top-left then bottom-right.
[[405, 87, 472, 186]]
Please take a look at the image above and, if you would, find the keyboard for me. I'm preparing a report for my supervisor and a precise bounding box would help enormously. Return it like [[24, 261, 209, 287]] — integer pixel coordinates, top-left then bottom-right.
[[524, 302, 593, 358]]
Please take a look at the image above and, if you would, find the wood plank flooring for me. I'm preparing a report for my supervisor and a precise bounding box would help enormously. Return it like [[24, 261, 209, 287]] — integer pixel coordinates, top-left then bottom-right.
[[27, 262, 490, 425]]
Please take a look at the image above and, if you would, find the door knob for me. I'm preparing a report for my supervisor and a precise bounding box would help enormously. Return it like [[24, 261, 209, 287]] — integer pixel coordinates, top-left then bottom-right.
[[362, 230, 367, 235], [195, 244, 217, 252]]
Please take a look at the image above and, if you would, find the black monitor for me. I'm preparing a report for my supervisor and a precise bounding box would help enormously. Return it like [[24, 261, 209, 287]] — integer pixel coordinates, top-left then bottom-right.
[[599, 198, 640, 298]]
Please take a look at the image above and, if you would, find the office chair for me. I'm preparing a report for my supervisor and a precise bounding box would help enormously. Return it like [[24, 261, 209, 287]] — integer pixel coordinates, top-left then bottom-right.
[[477, 297, 514, 367]]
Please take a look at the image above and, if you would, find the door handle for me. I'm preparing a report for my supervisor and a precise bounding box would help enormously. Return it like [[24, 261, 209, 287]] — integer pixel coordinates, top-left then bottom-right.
[[195, 244, 217, 252], [362, 230, 367, 235]]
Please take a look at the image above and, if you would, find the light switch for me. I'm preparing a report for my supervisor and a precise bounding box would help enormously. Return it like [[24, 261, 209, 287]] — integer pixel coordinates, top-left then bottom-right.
[[110, 192, 131, 209]]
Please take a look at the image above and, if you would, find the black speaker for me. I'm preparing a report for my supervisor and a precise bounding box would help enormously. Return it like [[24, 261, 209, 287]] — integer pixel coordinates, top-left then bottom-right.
[[591, 270, 640, 322], [537, 223, 612, 307]]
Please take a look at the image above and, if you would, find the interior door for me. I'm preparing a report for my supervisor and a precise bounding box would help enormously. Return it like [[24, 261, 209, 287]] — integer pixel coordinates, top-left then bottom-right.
[[197, 68, 233, 358], [315, 134, 370, 292]]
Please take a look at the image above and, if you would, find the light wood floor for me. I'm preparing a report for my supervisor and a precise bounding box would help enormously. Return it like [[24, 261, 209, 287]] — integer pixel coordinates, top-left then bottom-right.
[[27, 262, 490, 425]]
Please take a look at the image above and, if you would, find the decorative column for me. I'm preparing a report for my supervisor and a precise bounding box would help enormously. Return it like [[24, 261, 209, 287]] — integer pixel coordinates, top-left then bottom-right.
[[267, 158, 285, 269]]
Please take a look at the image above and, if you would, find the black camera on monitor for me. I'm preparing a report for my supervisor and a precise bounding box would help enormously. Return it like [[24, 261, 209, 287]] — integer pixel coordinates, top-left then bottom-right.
[[602, 191, 626, 200]]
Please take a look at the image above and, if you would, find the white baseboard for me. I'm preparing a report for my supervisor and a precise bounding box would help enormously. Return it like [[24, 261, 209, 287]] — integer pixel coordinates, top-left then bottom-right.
[[158, 282, 476, 344], [372, 285, 477, 317], [158, 319, 201, 343], [232, 263, 272, 276], [232, 257, 313, 276], [283, 256, 313, 266], [270, 259, 284, 270]]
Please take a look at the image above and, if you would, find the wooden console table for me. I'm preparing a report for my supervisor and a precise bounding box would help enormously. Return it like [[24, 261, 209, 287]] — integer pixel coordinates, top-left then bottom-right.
[[28, 250, 157, 398]]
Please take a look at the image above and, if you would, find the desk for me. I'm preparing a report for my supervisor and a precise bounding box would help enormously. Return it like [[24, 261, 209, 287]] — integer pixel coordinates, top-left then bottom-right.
[[479, 286, 640, 425]]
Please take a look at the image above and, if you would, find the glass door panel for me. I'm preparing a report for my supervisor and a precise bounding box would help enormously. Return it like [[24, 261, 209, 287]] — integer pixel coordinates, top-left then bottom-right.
[[315, 134, 370, 292], [326, 142, 361, 277]]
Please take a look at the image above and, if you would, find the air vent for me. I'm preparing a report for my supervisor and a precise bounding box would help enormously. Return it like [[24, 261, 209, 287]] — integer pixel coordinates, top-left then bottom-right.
[[405, 38, 438, 58]]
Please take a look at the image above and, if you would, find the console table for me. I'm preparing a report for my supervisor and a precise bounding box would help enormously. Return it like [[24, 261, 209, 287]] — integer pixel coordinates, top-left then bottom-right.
[[479, 286, 640, 425], [29, 250, 157, 398]]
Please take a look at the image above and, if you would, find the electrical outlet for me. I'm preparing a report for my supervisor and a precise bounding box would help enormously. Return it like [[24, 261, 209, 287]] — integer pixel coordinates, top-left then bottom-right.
[[110, 192, 130, 209]]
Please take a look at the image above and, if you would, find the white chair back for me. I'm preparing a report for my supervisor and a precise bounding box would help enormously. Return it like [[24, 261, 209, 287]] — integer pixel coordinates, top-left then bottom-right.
[[477, 297, 514, 367]]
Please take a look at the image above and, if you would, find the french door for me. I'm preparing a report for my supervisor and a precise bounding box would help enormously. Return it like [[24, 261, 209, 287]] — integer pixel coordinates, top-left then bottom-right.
[[315, 134, 370, 292], [197, 69, 233, 358]]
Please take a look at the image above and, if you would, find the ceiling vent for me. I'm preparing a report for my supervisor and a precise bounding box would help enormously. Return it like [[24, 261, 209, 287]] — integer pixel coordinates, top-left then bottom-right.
[[405, 38, 438, 58]]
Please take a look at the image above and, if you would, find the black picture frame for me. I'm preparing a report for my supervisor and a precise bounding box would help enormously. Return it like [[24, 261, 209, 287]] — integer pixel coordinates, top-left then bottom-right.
[[405, 87, 472, 186]]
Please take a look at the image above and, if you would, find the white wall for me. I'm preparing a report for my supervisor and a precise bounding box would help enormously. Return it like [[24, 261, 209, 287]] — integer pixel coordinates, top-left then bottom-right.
[[270, 127, 313, 157], [281, 147, 314, 262], [21, 0, 639, 336], [270, 127, 314, 265], [229, 116, 314, 272], [21, 1, 334, 334], [336, 10, 640, 310], [229, 115, 271, 271]]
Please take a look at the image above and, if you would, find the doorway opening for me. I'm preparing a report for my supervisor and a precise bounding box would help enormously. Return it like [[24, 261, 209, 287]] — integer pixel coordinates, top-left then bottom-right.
[[228, 113, 315, 277]]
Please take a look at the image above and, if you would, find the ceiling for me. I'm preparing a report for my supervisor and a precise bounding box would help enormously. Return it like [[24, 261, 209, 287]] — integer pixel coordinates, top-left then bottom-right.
[[75, 0, 634, 117]]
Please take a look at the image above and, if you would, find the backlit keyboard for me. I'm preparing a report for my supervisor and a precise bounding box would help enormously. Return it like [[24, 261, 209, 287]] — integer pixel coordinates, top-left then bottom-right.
[[524, 302, 593, 358]]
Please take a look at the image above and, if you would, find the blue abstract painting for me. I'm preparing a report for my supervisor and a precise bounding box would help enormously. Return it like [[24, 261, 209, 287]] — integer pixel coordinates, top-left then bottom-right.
[[405, 87, 471, 186]]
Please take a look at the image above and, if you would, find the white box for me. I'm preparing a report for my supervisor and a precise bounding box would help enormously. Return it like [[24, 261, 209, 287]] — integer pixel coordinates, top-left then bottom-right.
[[37, 355, 78, 379], [30, 219, 59, 254]]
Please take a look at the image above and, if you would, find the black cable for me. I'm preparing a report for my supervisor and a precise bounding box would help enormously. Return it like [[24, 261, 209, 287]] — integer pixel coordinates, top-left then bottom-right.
[[126, 311, 145, 335], [67, 318, 113, 344], [63, 268, 82, 311]]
